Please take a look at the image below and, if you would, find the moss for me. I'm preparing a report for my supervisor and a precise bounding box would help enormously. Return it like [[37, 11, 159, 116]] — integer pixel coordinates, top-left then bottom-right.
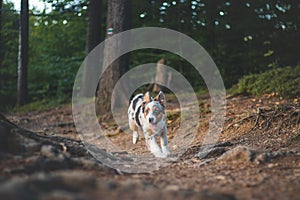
[[230, 66, 300, 99]]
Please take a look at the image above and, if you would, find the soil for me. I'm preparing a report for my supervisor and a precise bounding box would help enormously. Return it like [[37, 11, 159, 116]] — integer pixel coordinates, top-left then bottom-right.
[[1, 94, 300, 200]]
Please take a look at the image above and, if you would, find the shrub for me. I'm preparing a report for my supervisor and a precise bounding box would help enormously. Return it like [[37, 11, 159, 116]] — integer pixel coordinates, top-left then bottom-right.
[[230, 66, 300, 98]]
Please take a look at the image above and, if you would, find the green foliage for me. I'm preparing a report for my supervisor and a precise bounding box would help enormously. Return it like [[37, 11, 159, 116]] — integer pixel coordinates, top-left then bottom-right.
[[130, 49, 206, 91], [1, 0, 299, 110], [28, 10, 87, 101], [13, 98, 68, 113], [230, 66, 300, 98], [167, 110, 180, 121], [0, 2, 87, 110], [0, 2, 19, 108], [133, 0, 300, 87]]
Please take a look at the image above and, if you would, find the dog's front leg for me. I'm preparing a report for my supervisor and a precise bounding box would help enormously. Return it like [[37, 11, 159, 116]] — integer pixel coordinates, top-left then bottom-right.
[[129, 119, 139, 144], [145, 134, 165, 158], [132, 131, 139, 144], [160, 126, 171, 156]]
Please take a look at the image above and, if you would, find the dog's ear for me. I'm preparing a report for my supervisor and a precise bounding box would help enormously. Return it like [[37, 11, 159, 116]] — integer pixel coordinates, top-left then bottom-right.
[[143, 91, 151, 106], [154, 91, 166, 107]]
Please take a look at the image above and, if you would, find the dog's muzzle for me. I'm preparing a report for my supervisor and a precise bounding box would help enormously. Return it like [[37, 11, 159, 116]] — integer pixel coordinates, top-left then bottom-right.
[[149, 117, 155, 123]]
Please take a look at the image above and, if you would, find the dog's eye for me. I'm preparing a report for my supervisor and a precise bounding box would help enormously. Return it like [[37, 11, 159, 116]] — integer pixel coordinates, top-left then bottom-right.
[[145, 107, 150, 115], [153, 107, 161, 114]]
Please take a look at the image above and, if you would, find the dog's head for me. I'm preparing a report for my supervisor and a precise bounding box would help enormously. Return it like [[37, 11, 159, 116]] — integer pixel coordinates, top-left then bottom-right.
[[142, 91, 166, 129]]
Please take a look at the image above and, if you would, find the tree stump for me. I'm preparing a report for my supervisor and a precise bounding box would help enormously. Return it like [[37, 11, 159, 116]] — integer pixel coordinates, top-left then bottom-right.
[[152, 58, 169, 93]]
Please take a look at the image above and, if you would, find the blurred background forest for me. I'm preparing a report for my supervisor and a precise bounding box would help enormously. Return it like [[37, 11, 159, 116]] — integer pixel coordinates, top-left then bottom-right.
[[0, 0, 299, 110]]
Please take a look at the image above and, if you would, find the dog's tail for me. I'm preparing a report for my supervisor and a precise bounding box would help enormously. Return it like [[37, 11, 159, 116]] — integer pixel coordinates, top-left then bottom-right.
[[129, 94, 135, 106]]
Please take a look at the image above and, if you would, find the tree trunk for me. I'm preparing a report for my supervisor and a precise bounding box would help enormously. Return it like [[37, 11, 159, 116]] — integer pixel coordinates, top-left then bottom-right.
[[17, 0, 29, 106], [96, 0, 131, 118], [0, 0, 3, 92], [0, 0, 3, 70], [206, 0, 217, 53], [153, 58, 168, 92], [82, 0, 102, 97]]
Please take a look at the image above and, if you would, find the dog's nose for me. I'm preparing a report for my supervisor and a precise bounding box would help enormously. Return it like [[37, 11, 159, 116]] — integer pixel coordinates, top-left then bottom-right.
[[149, 117, 154, 123]]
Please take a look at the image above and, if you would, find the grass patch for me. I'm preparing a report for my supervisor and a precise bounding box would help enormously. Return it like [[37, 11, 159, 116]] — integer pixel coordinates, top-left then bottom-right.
[[230, 66, 300, 99], [13, 98, 69, 113], [167, 111, 180, 121]]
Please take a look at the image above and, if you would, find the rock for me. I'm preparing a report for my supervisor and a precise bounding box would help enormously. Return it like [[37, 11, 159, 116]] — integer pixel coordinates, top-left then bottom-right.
[[254, 151, 274, 164], [214, 141, 234, 148], [216, 146, 256, 164], [0, 171, 96, 200], [0, 171, 236, 200], [267, 163, 278, 168], [40, 190, 78, 200], [254, 150, 292, 164], [196, 147, 226, 159], [40, 145, 58, 158], [198, 158, 215, 167], [165, 185, 180, 191], [215, 145, 297, 165], [195, 142, 233, 159]]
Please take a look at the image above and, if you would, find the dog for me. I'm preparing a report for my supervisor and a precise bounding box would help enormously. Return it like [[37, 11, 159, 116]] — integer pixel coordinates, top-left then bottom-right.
[[128, 91, 171, 158]]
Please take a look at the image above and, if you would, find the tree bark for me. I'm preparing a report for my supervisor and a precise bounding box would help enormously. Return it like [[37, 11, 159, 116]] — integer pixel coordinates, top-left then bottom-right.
[[96, 0, 131, 118], [82, 0, 102, 97], [0, 0, 3, 91], [17, 0, 29, 106], [153, 58, 168, 92], [0, 0, 3, 70]]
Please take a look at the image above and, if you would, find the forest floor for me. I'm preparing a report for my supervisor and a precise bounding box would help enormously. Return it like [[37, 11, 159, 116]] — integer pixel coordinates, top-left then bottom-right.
[[1, 94, 300, 200]]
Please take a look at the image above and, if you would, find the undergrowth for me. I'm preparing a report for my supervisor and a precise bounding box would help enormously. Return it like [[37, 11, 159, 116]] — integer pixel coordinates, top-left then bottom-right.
[[230, 66, 300, 98], [12, 98, 69, 113]]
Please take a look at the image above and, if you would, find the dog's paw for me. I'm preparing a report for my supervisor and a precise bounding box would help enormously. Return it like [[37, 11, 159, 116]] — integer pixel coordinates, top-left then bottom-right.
[[162, 146, 171, 156], [153, 151, 167, 158], [133, 138, 137, 144]]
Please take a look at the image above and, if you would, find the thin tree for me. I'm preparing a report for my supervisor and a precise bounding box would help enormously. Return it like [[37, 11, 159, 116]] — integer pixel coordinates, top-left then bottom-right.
[[0, 0, 3, 70], [152, 58, 168, 92], [17, 0, 29, 106], [96, 0, 131, 117], [82, 0, 102, 97]]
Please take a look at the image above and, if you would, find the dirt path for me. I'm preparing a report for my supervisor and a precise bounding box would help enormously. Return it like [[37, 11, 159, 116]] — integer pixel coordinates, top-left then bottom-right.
[[1, 95, 300, 200]]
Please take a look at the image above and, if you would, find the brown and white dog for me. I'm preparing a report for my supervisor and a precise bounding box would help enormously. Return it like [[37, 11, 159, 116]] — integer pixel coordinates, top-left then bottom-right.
[[128, 91, 171, 158]]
